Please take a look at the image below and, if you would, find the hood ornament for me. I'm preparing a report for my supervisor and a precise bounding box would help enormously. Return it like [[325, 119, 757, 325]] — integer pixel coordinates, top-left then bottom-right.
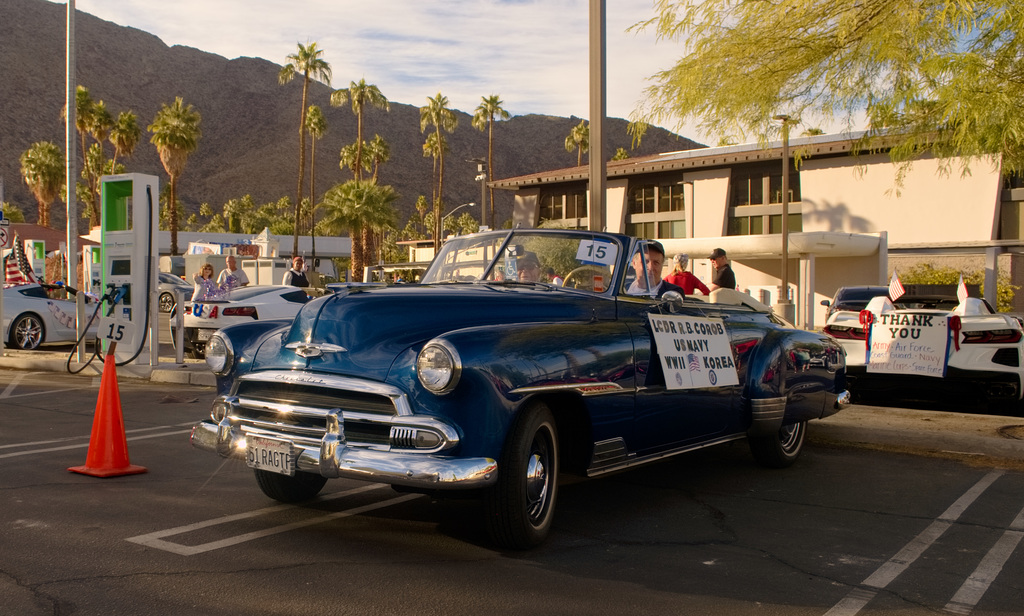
[[285, 341, 348, 359]]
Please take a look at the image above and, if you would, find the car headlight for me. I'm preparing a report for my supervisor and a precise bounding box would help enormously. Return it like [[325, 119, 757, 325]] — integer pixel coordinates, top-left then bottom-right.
[[416, 339, 462, 394], [205, 333, 233, 375]]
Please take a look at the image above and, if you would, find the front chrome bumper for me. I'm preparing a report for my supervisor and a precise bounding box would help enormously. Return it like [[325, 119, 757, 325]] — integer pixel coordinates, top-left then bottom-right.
[[190, 419, 498, 489]]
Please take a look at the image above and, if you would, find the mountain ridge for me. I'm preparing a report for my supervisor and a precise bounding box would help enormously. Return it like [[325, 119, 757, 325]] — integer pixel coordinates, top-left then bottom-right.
[[0, 0, 703, 234]]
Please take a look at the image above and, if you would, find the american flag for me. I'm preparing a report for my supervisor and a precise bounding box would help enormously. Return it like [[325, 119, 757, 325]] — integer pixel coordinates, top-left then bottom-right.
[[888, 270, 905, 301], [3, 234, 37, 286], [957, 274, 969, 304], [687, 353, 701, 372]]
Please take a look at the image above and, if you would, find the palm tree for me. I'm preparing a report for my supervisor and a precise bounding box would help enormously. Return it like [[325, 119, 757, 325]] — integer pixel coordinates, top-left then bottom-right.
[[330, 79, 389, 181], [89, 100, 114, 151], [339, 142, 372, 179], [60, 86, 96, 226], [472, 95, 510, 228], [565, 120, 590, 166], [19, 141, 64, 229], [62, 86, 94, 177], [419, 93, 458, 251], [364, 134, 390, 183], [319, 179, 397, 282], [305, 104, 327, 264], [109, 111, 141, 169], [279, 41, 332, 256], [421, 131, 449, 247], [148, 97, 202, 255]]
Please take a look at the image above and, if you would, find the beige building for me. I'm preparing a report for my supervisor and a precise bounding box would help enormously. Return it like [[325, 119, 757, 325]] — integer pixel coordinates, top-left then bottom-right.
[[492, 132, 1024, 327]]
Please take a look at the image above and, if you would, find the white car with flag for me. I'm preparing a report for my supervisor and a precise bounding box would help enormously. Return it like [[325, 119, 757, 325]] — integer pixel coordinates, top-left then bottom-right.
[[823, 279, 1024, 412]]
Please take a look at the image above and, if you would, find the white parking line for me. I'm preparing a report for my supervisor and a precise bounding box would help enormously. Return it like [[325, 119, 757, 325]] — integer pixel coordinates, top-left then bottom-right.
[[0, 371, 98, 399], [824, 470, 1004, 616], [944, 504, 1024, 615], [127, 484, 421, 555], [0, 422, 195, 451], [0, 371, 35, 398], [0, 428, 191, 459]]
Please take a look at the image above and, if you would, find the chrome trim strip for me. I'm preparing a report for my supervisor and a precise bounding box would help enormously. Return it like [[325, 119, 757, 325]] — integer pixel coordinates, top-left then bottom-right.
[[237, 370, 414, 416], [587, 433, 747, 477], [508, 381, 626, 396], [748, 396, 787, 437], [191, 420, 497, 489]]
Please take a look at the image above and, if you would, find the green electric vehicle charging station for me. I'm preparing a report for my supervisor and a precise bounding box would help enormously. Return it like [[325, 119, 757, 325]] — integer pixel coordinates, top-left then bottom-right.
[[99, 173, 160, 365]]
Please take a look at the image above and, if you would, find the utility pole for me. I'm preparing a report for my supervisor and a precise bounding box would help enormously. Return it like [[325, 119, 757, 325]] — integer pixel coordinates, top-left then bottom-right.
[[587, 0, 606, 232]]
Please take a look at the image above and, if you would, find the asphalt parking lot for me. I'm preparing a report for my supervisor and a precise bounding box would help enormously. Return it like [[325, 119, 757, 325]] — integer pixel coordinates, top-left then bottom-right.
[[3, 310, 1024, 614], [2, 369, 1023, 616]]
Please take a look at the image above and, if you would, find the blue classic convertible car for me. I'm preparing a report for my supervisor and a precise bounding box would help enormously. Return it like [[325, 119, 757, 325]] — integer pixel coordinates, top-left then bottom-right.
[[191, 229, 849, 548]]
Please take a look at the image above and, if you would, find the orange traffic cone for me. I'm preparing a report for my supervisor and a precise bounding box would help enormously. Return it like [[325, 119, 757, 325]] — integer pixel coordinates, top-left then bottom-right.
[[68, 349, 148, 478]]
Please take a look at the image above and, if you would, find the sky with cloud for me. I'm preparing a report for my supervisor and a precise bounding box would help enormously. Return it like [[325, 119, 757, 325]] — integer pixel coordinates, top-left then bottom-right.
[[67, 0, 705, 138]]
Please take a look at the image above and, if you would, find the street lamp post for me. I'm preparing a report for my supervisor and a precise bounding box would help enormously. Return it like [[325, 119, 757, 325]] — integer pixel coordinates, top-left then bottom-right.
[[773, 114, 796, 324], [468, 158, 487, 227], [441, 202, 476, 232]]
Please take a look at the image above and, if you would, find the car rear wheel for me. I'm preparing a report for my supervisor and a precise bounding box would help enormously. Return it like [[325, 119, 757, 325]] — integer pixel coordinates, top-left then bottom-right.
[[158, 292, 175, 313], [254, 469, 327, 503], [10, 313, 45, 350], [749, 420, 806, 468], [483, 401, 559, 549]]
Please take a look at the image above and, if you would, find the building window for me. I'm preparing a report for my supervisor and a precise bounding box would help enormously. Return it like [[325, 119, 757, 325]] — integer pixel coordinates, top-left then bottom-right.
[[659, 220, 686, 238], [728, 215, 763, 236], [566, 191, 587, 219], [769, 171, 801, 204], [727, 163, 802, 236], [539, 194, 562, 221], [624, 182, 687, 239], [629, 185, 656, 214], [730, 171, 764, 207], [627, 221, 656, 238], [658, 184, 684, 212]]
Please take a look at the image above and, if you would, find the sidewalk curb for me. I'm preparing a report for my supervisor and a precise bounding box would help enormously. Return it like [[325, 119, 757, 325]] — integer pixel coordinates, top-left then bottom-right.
[[0, 353, 216, 387]]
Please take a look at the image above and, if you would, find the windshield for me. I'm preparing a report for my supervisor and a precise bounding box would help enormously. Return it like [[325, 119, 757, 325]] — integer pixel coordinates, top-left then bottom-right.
[[422, 231, 623, 293]]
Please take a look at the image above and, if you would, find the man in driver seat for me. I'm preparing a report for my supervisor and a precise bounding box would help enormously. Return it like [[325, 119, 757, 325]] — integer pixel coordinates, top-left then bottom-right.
[[626, 240, 684, 298], [517, 251, 542, 282]]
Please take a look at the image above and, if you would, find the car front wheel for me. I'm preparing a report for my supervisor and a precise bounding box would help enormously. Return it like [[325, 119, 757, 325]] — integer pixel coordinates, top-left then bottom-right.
[[749, 420, 806, 468], [10, 313, 45, 350], [254, 469, 327, 503], [484, 401, 559, 549]]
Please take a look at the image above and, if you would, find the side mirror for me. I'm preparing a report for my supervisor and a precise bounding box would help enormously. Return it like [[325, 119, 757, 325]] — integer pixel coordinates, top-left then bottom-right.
[[661, 291, 685, 313], [820, 299, 831, 307]]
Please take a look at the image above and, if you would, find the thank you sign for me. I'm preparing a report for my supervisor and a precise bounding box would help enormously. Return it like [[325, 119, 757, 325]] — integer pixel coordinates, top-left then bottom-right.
[[648, 314, 739, 389], [867, 313, 951, 377]]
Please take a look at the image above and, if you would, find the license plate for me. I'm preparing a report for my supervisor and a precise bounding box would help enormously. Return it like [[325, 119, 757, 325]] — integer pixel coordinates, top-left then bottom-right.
[[246, 436, 295, 476], [196, 328, 214, 341]]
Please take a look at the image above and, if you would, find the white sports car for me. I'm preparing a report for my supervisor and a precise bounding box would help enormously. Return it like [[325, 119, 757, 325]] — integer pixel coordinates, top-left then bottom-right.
[[3, 283, 93, 350], [824, 293, 1024, 412], [171, 285, 312, 358]]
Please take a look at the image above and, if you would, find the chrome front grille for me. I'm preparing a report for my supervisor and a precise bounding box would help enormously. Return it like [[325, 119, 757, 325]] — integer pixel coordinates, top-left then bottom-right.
[[235, 379, 398, 415], [228, 371, 408, 449]]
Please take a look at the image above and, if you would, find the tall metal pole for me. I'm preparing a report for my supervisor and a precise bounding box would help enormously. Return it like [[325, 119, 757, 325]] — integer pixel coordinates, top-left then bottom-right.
[[587, 0, 606, 232], [66, 1, 78, 285], [479, 172, 486, 227], [66, 1, 82, 360], [773, 114, 795, 323]]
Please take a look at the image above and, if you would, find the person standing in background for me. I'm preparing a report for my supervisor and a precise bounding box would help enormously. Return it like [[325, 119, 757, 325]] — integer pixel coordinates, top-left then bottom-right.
[[191, 263, 218, 300], [283, 256, 309, 288], [217, 255, 249, 290], [708, 248, 736, 291], [664, 254, 710, 296]]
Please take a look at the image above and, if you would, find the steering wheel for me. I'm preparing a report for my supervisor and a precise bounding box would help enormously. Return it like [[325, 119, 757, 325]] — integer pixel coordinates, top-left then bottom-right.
[[562, 265, 607, 292]]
